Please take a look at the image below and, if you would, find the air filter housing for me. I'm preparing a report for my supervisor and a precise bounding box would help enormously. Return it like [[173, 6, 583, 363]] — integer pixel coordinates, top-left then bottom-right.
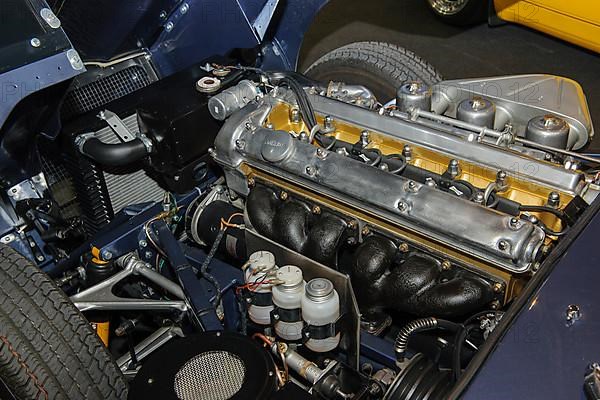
[[129, 332, 277, 400]]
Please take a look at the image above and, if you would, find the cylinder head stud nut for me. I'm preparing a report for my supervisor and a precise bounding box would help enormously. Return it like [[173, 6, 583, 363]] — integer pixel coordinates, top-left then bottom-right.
[[496, 170, 508, 189], [474, 191, 485, 204], [360, 130, 370, 147], [290, 108, 300, 123], [402, 145, 412, 160], [448, 159, 461, 178], [548, 191, 561, 208], [324, 115, 334, 130]]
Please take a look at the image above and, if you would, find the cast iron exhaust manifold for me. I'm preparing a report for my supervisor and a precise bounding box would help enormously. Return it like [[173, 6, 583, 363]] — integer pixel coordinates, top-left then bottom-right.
[[246, 185, 495, 318]]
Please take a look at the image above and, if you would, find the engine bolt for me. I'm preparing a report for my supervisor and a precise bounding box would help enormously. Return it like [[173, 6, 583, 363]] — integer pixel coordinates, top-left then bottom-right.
[[247, 177, 255, 187], [348, 220, 358, 230], [101, 250, 113, 260], [279, 191, 288, 201], [441, 260, 452, 270], [139, 240, 147, 248], [312, 205, 321, 215], [448, 159, 461, 178], [299, 131, 309, 142], [360, 130, 370, 147], [473, 191, 485, 204], [407, 180, 418, 192], [347, 237, 357, 245], [496, 170, 508, 187], [324, 115, 334, 130], [379, 163, 389, 171], [290, 108, 300, 123], [265, 122, 273, 129], [425, 177, 437, 188], [361, 226, 370, 236], [490, 300, 501, 310], [399, 243, 409, 253], [509, 217, 520, 229], [402, 145, 412, 160], [316, 148, 327, 159], [305, 166, 316, 176], [235, 139, 245, 149], [498, 240, 510, 251], [397, 201, 408, 212], [493, 282, 504, 293], [548, 191, 560, 208], [208, 147, 216, 158]]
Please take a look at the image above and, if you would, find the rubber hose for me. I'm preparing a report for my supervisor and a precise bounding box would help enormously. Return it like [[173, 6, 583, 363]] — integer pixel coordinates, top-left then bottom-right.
[[81, 137, 149, 167]]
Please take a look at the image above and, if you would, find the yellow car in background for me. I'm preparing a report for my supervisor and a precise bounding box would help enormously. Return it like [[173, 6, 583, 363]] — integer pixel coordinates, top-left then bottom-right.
[[426, 0, 600, 53]]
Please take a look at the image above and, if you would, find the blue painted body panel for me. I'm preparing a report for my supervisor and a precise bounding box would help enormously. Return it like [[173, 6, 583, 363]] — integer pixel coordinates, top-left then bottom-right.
[[462, 211, 600, 400]]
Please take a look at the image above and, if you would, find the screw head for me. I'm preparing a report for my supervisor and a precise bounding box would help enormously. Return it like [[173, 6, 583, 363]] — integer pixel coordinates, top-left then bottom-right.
[[441, 260, 452, 270], [361, 226, 370, 236], [312, 205, 321, 214], [165, 21, 174, 32], [493, 282, 504, 293], [348, 220, 358, 230], [566, 304, 581, 326], [490, 300, 501, 310], [30, 38, 41, 47], [235, 139, 245, 149], [498, 240, 510, 251], [305, 166, 316, 176], [247, 177, 255, 187], [279, 191, 288, 201], [509, 217, 520, 229], [399, 243, 409, 253]]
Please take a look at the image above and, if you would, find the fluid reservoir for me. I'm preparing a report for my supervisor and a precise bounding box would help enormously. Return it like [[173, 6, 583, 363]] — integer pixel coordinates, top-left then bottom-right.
[[525, 114, 570, 149], [301, 278, 340, 352], [396, 81, 432, 113], [456, 97, 496, 128], [272, 265, 305, 341], [245, 251, 278, 325]]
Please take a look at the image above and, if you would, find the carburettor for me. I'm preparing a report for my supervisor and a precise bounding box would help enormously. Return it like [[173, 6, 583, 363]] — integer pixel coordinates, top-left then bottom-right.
[[209, 74, 596, 318]]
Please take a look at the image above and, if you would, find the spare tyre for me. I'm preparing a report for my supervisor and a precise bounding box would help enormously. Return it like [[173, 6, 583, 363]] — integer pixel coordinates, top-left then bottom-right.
[[0, 244, 127, 399]]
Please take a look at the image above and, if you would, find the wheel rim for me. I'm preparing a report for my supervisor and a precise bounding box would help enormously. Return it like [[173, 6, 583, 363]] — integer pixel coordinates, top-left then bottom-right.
[[427, 0, 469, 16]]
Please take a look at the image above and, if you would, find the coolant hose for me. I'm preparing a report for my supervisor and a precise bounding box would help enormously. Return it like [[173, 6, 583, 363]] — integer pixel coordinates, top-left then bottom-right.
[[394, 317, 461, 362], [80, 137, 149, 167]]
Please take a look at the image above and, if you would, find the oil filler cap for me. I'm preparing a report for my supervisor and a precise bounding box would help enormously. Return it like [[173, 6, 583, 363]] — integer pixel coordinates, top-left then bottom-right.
[[261, 131, 295, 163]]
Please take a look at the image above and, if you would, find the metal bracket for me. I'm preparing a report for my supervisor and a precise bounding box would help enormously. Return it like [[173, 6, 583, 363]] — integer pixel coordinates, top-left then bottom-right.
[[70, 254, 188, 312], [253, 0, 280, 40], [98, 110, 136, 142], [116, 325, 184, 377]]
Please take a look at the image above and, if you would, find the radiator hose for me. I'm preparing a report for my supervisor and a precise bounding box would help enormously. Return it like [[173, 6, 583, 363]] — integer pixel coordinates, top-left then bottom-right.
[[78, 136, 151, 167]]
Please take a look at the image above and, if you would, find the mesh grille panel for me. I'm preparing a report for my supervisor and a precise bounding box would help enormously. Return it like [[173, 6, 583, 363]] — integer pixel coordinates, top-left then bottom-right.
[[174, 351, 246, 400], [63, 65, 151, 117]]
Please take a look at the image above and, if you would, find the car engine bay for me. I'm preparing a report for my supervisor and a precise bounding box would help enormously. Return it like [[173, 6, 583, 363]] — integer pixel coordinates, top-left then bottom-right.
[[5, 57, 599, 399]]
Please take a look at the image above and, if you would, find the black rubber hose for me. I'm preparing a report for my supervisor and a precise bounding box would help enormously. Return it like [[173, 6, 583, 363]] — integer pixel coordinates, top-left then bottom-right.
[[81, 137, 149, 167]]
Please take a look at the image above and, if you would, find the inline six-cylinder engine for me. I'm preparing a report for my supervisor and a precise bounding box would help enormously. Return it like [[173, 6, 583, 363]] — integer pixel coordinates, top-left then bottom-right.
[[208, 74, 596, 322]]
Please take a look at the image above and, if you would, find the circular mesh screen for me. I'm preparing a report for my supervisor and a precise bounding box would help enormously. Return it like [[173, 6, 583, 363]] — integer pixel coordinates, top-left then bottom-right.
[[174, 351, 246, 400]]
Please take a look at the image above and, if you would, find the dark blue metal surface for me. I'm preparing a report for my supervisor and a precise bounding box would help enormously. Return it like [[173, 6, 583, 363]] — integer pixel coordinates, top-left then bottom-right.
[[462, 214, 600, 400]]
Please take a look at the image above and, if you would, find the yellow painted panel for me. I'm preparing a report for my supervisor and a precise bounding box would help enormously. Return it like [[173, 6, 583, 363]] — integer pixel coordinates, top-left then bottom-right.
[[494, 0, 600, 53]]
